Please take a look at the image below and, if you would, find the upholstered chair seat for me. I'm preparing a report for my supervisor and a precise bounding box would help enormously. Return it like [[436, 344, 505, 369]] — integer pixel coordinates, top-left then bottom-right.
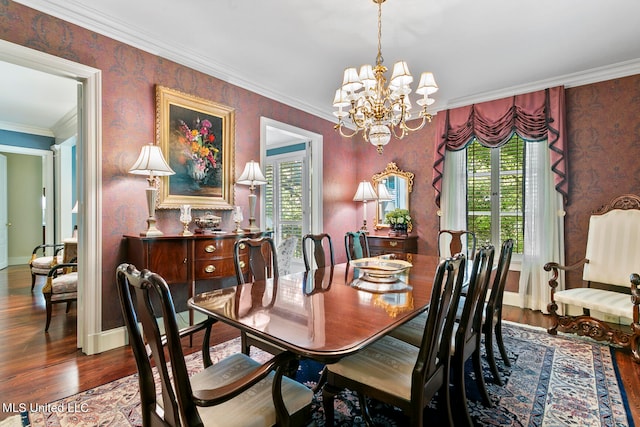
[[326, 335, 420, 402], [45, 272, 78, 300], [183, 353, 312, 426]]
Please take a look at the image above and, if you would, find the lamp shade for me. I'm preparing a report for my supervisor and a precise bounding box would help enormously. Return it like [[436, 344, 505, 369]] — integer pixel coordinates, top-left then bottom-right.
[[237, 160, 267, 186], [353, 181, 377, 202], [377, 183, 393, 201], [129, 144, 175, 176]]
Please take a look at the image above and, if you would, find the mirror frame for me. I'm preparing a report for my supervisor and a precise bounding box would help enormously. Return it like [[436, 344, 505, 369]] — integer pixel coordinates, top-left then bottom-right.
[[372, 162, 414, 230]]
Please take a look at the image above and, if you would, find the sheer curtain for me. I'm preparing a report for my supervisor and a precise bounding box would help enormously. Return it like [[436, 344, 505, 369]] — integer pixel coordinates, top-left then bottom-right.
[[518, 140, 565, 311], [439, 149, 467, 231]]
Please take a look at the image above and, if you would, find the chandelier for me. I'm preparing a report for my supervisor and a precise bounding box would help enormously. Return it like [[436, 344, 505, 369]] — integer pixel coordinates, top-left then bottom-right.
[[333, 0, 438, 154]]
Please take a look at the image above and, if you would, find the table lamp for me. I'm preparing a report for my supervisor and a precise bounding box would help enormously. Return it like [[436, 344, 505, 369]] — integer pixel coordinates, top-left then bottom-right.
[[353, 180, 378, 234], [129, 143, 175, 237], [236, 160, 267, 233]]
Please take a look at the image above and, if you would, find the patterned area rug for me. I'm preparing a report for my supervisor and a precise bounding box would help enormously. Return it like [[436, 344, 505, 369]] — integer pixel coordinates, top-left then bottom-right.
[[6, 322, 633, 426]]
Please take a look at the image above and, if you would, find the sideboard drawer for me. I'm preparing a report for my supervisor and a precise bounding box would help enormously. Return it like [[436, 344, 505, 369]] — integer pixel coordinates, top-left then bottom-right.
[[368, 233, 418, 256], [376, 238, 407, 250], [194, 238, 235, 259], [194, 257, 243, 279]]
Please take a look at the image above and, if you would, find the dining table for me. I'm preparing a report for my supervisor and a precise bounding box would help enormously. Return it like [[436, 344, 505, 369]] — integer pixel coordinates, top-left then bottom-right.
[[189, 253, 444, 364]]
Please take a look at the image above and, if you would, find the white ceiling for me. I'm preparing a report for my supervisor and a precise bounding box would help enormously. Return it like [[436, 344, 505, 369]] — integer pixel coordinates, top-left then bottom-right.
[[5, 0, 640, 137], [0, 61, 76, 137]]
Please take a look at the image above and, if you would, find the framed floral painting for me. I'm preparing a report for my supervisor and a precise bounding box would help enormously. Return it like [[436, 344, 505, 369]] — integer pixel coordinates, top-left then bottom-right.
[[155, 85, 235, 210]]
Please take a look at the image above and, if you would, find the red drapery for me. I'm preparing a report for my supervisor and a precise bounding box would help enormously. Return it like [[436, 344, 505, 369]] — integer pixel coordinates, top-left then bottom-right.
[[432, 86, 567, 206]]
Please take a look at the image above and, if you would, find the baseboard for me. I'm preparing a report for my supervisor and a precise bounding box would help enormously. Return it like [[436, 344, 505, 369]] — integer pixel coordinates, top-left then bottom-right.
[[9, 256, 30, 266], [503, 290, 520, 308], [84, 326, 128, 354], [85, 310, 208, 354]]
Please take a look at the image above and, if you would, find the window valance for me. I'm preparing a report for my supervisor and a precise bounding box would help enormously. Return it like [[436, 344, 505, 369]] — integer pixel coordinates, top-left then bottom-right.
[[432, 86, 567, 206]]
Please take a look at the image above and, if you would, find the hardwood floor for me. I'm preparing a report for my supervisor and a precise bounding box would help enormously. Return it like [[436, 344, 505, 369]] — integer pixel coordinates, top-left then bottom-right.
[[1, 265, 639, 423]]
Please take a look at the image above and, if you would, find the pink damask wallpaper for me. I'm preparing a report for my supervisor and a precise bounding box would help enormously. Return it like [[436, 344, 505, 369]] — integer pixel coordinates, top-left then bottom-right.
[[0, 1, 359, 329], [2, 0, 640, 329]]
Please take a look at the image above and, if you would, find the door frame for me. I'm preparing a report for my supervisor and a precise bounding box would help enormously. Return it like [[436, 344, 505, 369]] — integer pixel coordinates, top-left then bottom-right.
[[0, 145, 54, 262], [260, 117, 323, 235], [0, 39, 103, 355]]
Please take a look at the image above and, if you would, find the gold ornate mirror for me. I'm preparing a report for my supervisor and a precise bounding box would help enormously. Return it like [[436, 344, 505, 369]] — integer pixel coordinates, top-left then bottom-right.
[[373, 162, 414, 230]]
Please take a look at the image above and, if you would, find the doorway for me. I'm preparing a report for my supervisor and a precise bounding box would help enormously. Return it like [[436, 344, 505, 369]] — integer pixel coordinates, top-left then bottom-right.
[[260, 118, 323, 271], [0, 39, 102, 355]]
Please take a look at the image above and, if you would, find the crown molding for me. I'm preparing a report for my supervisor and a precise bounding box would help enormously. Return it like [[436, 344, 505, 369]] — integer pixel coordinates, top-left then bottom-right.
[[0, 120, 54, 137], [435, 58, 640, 112], [13, 1, 640, 124], [12, 0, 333, 122]]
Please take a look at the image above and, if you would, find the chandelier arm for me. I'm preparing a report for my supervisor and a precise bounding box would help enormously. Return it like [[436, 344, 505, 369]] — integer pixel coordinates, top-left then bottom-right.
[[335, 123, 359, 138], [389, 124, 407, 140], [400, 115, 429, 133]]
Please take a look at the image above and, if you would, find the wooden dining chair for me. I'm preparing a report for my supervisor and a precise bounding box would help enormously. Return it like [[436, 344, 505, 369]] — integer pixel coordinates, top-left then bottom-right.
[[322, 253, 467, 427], [387, 245, 495, 426], [344, 231, 370, 261], [116, 263, 313, 427], [233, 236, 285, 356], [450, 244, 495, 426], [483, 239, 514, 385], [438, 229, 476, 260], [302, 233, 335, 270]]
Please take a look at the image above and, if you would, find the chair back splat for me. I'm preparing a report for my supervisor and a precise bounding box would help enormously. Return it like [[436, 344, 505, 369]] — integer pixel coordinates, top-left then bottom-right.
[[116, 263, 313, 427], [234, 236, 278, 284], [302, 233, 335, 270], [344, 231, 370, 261], [438, 230, 476, 260]]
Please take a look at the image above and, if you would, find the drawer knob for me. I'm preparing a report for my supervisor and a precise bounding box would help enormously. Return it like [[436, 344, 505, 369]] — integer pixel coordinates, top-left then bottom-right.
[[239, 243, 246, 250], [389, 241, 398, 247], [239, 261, 246, 269], [204, 265, 216, 273], [205, 245, 216, 253]]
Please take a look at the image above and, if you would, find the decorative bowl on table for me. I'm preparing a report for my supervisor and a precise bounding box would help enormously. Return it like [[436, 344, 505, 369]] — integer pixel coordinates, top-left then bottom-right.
[[194, 212, 222, 233], [349, 257, 413, 291]]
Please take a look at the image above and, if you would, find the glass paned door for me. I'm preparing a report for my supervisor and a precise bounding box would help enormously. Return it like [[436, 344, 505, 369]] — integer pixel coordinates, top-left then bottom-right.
[[265, 154, 308, 262]]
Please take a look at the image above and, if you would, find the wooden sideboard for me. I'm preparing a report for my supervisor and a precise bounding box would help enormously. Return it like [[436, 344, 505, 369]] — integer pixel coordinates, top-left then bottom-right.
[[367, 233, 418, 257], [123, 233, 260, 318]]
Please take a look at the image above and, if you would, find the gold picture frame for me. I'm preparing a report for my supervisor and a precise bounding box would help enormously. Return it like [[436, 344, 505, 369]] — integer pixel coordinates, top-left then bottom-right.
[[372, 162, 414, 230], [155, 85, 235, 210]]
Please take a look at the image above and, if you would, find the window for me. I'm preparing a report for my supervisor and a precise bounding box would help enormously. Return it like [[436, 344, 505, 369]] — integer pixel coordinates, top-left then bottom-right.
[[467, 134, 524, 253]]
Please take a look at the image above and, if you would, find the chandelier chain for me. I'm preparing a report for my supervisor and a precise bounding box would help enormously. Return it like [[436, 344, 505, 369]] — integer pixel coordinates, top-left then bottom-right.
[[376, 0, 383, 66]]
